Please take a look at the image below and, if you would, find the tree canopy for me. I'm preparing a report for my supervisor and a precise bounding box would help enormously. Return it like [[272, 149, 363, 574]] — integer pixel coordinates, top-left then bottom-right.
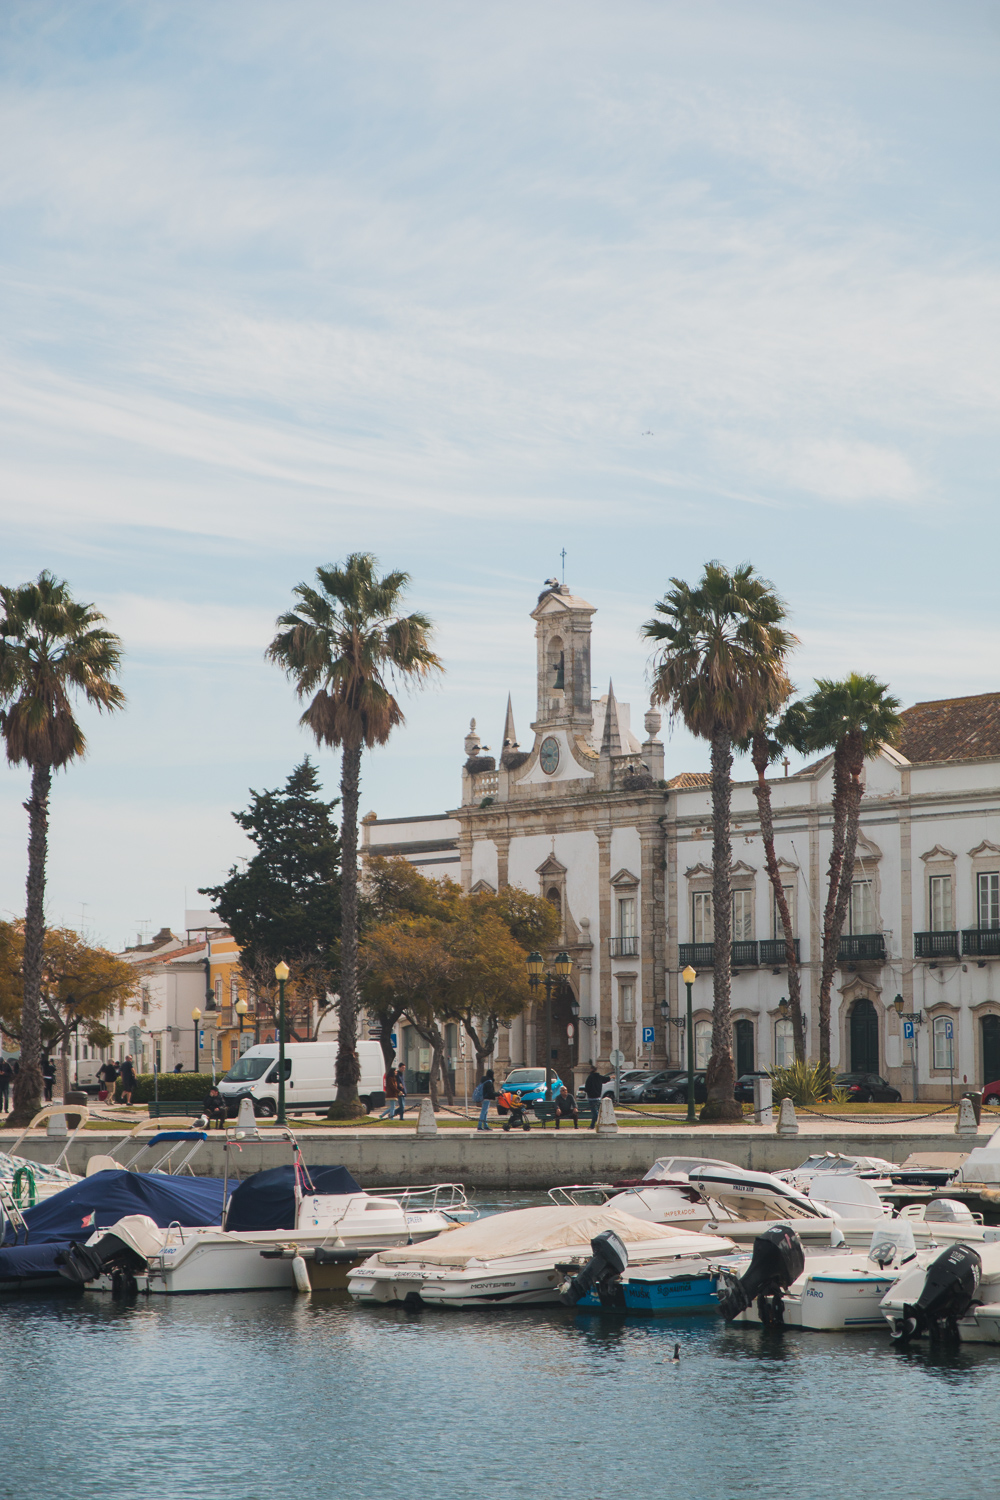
[[0, 922, 134, 1052]]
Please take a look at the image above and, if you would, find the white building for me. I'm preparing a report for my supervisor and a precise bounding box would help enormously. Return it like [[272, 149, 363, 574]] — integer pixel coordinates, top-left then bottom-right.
[[367, 579, 1000, 1100]]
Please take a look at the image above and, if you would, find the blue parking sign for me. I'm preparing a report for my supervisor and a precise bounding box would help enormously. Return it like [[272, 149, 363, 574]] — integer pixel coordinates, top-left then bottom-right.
[[642, 1026, 654, 1046], [903, 1020, 914, 1040], [944, 1020, 954, 1040]]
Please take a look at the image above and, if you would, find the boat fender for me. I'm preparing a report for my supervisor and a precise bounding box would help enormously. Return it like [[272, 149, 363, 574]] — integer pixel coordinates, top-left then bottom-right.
[[292, 1254, 311, 1293], [891, 1242, 982, 1344], [559, 1230, 628, 1306], [716, 1223, 805, 1326]]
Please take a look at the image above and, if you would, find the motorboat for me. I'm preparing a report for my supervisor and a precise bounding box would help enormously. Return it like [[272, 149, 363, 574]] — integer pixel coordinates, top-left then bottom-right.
[[347, 1203, 737, 1309], [719, 1220, 923, 1332], [881, 1235, 1000, 1345], [57, 1163, 475, 1295], [775, 1152, 896, 1194]]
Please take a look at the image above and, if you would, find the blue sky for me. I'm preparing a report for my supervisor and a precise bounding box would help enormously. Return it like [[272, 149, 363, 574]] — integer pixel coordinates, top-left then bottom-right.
[[1, 0, 998, 950]]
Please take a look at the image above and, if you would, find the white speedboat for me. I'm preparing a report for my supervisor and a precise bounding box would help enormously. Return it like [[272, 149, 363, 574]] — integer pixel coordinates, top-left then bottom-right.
[[775, 1152, 896, 1194], [347, 1203, 736, 1309], [881, 1237, 1000, 1345]]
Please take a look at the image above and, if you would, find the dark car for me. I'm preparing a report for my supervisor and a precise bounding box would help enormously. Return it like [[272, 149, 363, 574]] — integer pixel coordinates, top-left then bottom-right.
[[734, 1071, 770, 1103], [834, 1071, 902, 1104], [619, 1069, 682, 1103], [652, 1072, 708, 1105]]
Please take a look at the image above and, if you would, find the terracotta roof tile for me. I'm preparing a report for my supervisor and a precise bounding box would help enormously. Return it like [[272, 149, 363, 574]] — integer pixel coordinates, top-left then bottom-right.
[[666, 772, 713, 789], [899, 692, 1000, 764]]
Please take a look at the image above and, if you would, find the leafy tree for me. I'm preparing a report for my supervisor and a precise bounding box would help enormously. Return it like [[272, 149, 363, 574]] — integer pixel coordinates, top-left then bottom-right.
[[781, 674, 902, 1068], [267, 554, 441, 1117], [363, 917, 453, 1106], [0, 572, 124, 1124], [443, 901, 537, 1082], [644, 561, 795, 1121], [200, 759, 341, 1042]]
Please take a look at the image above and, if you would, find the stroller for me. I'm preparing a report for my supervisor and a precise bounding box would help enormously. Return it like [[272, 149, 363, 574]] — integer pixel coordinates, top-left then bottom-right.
[[497, 1089, 531, 1132]]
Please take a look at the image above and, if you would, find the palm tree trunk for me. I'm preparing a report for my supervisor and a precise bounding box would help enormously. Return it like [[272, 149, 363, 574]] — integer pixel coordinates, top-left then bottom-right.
[[10, 763, 49, 1125], [817, 746, 849, 1071], [752, 768, 805, 1062], [702, 726, 741, 1121], [331, 738, 363, 1115]]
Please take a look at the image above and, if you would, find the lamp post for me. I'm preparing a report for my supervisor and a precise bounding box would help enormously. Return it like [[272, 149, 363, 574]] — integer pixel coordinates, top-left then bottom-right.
[[275, 961, 290, 1125], [235, 997, 248, 1059], [569, 995, 580, 1071], [682, 965, 697, 1124], [191, 1007, 201, 1073], [527, 950, 572, 1106], [893, 994, 923, 1103]]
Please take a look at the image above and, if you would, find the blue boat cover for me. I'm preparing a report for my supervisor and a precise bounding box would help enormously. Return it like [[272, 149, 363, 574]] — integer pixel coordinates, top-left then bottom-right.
[[0, 1241, 75, 1284], [1, 1169, 226, 1247], [225, 1165, 361, 1232]]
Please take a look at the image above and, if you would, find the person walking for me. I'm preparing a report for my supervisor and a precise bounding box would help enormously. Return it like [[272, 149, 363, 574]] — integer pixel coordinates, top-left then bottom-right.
[[42, 1056, 55, 1102], [120, 1055, 137, 1106], [583, 1066, 608, 1129], [0, 1058, 12, 1111], [99, 1058, 119, 1103], [475, 1070, 496, 1131], [378, 1065, 400, 1119], [394, 1064, 407, 1119]]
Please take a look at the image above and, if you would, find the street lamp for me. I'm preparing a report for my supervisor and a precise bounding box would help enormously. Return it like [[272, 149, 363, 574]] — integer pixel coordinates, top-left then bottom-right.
[[893, 994, 923, 1104], [191, 1007, 202, 1074], [682, 964, 697, 1124], [527, 950, 572, 1107], [275, 961, 290, 1125], [235, 997, 248, 1057]]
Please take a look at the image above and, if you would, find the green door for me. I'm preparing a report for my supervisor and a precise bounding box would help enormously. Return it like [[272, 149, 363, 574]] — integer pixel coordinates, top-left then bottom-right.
[[734, 1018, 754, 1077], [982, 1015, 1000, 1085], [850, 998, 879, 1074]]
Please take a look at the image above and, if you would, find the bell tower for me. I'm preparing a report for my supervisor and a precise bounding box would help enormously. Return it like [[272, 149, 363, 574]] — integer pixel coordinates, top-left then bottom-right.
[[530, 580, 595, 734]]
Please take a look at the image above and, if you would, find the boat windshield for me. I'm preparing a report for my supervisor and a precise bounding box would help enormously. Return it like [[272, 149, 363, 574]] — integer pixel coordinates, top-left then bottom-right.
[[708, 1193, 821, 1221], [222, 1056, 273, 1083]]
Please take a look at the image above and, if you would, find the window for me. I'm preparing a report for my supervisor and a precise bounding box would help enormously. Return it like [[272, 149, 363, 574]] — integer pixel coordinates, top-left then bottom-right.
[[692, 892, 713, 943], [978, 872, 1000, 929], [230, 978, 239, 1004], [618, 896, 637, 940], [774, 1018, 795, 1067], [773, 883, 795, 939], [849, 880, 877, 934], [732, 889, 753, 941], [929, 874, 954, 931], [619, 983, 635, 1024], [933, 1015, 954, 1070], [214, 977, 223, 1004], [694, 1020, 712, 1069]]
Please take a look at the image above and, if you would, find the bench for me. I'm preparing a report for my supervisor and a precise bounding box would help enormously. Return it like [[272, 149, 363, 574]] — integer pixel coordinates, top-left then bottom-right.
[[146, 1100, 208, 1119], [531, 1101, 580, 1128]]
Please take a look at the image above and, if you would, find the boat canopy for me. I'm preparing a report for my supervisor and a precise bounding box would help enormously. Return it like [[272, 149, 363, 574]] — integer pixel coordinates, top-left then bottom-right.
[[957, 1127, 1000, 1185], [1, 1169, 226, 1244], [225, 1165, 362, 1232], [374, 1203, 731, 1267]]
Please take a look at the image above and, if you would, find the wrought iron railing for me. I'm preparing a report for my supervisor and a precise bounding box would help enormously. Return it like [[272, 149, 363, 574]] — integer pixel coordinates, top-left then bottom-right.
[[914, 931, 960, 959], [759, 938, 801, 965], [608, 937, 640, 958], [836, 933, 886, 963], [962, 928, 1000, 957], [677, 941, 766, 968]]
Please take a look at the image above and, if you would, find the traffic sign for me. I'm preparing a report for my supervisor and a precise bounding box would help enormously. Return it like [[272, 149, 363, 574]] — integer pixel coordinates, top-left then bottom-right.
[[944, 1020, 954, 1040], [609, 1048, 625, 1067], [903, 1020, 915, 1040], [642, 1026, 654, 1046], [390, 1032, 397, 1047], [566, 1023, 575, 1041]]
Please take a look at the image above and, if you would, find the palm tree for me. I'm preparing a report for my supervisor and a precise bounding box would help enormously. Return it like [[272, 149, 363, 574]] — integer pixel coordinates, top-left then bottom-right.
[[0, 573, 124, 1125], [735, 709, 805, 1062], [781, 674, 902, 1070], [644, 562, 795, 1121], [267, 554, 441, 1116]]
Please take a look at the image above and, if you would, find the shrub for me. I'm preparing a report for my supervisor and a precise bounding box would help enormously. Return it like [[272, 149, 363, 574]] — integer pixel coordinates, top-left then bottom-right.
[[768, 1059, 845, 1107], [126, 1073, 211, 1105]]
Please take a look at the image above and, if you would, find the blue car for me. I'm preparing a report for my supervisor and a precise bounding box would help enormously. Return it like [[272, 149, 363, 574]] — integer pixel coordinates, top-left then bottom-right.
[[498, 1068, 563, 1107]]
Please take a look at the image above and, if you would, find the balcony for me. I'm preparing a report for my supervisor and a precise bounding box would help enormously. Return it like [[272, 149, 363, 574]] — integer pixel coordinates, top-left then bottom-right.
[[962, 928, 1000, 958], [836, 933, 886, 964], [759, 938, 801, 966], [677, 941, 763, 968], [608, 936, 640, 958], [914, 931, 960, 960]]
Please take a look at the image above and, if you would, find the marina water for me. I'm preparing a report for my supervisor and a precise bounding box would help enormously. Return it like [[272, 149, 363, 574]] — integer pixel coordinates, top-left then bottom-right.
[[2, 1285, 996, 1499]]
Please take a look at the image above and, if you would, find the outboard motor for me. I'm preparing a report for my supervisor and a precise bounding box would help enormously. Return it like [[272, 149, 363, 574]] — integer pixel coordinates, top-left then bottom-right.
[[55, 1232, 149, 1301], [559, 1230, 629, 1306], [891, 1243, 981, 1344], [716, 1223, 805, 1327]]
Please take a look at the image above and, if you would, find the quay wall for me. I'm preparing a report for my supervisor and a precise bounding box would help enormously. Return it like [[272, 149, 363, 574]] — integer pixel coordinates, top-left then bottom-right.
[[3, 1128, 989, 1190]]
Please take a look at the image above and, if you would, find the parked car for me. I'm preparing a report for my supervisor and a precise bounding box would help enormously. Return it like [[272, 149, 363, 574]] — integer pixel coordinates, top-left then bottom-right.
[[982, 1079, 1000, 1106], [576, 1070, 643, 1102], [633, 1070, 687, 1103], [499, 1067, 563, 1107], [618, 1070, 680, 1103], [734, 1071, 770, 1103], [834, 1071, 902, 1104], [652, 1072, 708, 1105]]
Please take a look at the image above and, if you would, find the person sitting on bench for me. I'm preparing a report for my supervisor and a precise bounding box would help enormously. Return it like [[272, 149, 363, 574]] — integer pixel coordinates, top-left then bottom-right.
[[202, 1085, 228, 1129], [554, 1086, 579, 1130]]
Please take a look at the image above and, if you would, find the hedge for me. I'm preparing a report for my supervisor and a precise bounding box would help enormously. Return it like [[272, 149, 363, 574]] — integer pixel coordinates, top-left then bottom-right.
[[117, 1072, 215, 1105]]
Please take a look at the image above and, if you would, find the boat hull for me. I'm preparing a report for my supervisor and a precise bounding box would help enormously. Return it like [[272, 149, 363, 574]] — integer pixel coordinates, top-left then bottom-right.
[[576, 1269, 717, 1315]]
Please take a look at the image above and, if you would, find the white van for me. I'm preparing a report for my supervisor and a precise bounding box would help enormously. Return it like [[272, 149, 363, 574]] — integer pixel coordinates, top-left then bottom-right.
[[217, 1040, 386, 1116]]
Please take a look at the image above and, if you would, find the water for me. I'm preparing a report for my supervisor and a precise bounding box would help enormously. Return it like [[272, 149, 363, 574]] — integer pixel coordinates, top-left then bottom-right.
[[2, 1286, 996, 1500]]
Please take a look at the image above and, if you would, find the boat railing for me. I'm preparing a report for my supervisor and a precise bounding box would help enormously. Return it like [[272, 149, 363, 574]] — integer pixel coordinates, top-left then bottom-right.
[[7, 1104, 91, 1174], [364, 1183, 472, 1214]]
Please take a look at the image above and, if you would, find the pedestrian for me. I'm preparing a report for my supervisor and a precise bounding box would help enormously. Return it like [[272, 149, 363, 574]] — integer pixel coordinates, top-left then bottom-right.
[[474, 1070, 496, 1131], [201, 1084, 228, 1129], [554, 1085, 579, 1130], [499, 1088, 531, 1132], [120, 1055, 137, 1106], [173, 1062, 184, 1073], [0, 1057, 12, 1111], [41, 1056, 55, 1102], [584, 1066, 609, 1129], [395, 1064, 406, 1119], [378, 1065, 400, 1119]]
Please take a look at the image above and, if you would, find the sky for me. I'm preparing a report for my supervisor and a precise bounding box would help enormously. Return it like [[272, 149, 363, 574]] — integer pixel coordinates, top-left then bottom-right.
[[1, 0, 998, 951]]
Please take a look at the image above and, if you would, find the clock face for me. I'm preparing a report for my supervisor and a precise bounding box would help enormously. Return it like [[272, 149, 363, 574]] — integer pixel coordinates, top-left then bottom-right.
[[539, 736, 560, 775]]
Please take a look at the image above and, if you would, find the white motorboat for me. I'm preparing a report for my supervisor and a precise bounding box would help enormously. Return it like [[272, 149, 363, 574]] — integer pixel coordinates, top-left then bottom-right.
[[720, 1221, 922, 1332], [347, 1203, 737, 1309], [881, 1237, 1000, 1345], [775, 1152, 896, 1194]]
